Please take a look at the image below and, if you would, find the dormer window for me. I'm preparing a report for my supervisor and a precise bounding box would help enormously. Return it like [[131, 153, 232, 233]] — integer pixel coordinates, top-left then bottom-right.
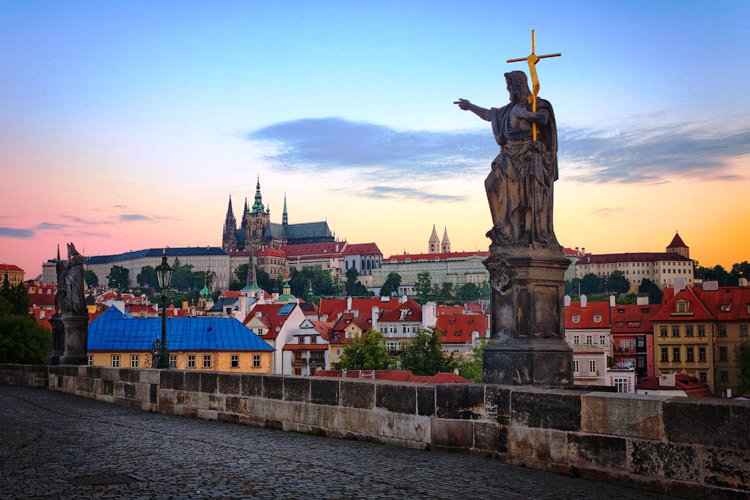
[[572, 315, 580, 323], [676, 300, 688, 313], [593, 314, 602, 323], [720, 304, 731, 312]]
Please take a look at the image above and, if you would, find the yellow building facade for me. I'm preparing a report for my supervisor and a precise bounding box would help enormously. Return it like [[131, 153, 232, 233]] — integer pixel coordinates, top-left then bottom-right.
[[89, 350, 273, 373]]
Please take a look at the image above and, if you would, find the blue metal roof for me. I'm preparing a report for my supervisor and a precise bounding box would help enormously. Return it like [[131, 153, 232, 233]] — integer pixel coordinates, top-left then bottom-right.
[[85, 247, 227, 265], [278, 303, 295, 316], [88, 307, 273, 352]]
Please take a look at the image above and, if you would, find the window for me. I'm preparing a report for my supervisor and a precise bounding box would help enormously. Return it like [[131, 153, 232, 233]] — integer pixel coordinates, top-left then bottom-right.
[[572, 315, 580, 323], [671, 325, 680, 337], [720, 371, 729, 383], [253, 355, 261, 368], [613, 377, 629, 393], [686, 347, 694, 362], [699, 372, 707, 383], [586, 335, 593, 345], [111, 355, 120, 368], [672, 347, 680, 362], [676, 301, 688, 313], [169, 354, 176, 368], [741, 324, 749, 337], [203, 355, 212, 368], [660, 326, 667, 337], [187, 355, 196, 368], [593, 314, 602, 323], [131, 355, 139, 368], [698, 325, 706, 337], [720, 304, 731, 312], [698, 347, 707, 362], [573, 335, 580, 345], [661, 348, 668, 362], [589, 360, 597, 374], [718, 325, 727, 337], [719, 346, 728, 362], [637, 337, 645, 349], [599, 336, 606, 345], [231, 355, 239, 368], [685, 325, 694, 337], [573, 360, 579, 373], [87, 356, 93, 366]]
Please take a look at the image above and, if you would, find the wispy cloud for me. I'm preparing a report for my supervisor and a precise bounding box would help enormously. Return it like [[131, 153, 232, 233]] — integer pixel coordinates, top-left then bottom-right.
[[63, 215, 112, 225], [113, 204, 127, 208], [590, 207, 627, 217], [34, 222, 68, 230], [119, 214, 150, 221], [360, 186, 465, 203], [248, 117, 750, 184], [0, 227, 35, 239]]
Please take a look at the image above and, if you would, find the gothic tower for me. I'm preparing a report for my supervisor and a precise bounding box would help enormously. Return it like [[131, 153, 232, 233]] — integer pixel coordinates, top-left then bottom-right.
[[245, 176, 270, 249], [282, 193, 288, 227], [222, 195, 238, 252], [428, 224, 441, 254], [441, 226, 451, 253], [666, 232, 690, 259]]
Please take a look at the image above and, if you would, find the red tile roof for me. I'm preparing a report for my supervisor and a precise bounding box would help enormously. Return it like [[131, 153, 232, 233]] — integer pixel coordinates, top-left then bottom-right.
[[435, 314, 489, 344], [283, 343, 328, 351], [377, 300, 422, 323], [564, 301, 611, 329], [314, 369, 469, 384], [384, 251, 489, 263], [694, 286, 750, 321], [667, 232, 688, 249], [0, 264, 24, 272], [578, 252, 691, 264], [256, 247, 286, 258], [651, 287, 716, 322], [610, 303, 662, 333], [437, 305, 464, 316], [284, 242, 344, 259], [343, 242, 382, 256], [638, 373, 712, 397], [243, 303, 297, 339], [329, 312, 373, 344], [319, 297, 402, 321], [27, 291, 55, 307]]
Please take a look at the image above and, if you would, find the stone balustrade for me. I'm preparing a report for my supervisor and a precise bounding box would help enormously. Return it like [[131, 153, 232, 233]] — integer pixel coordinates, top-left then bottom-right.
[[1, 363, 748, 499]]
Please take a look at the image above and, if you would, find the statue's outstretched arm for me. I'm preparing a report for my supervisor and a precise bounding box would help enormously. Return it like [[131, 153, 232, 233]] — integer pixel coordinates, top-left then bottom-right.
[[522, 108, 548, 125], [454, 99, 491, 121]]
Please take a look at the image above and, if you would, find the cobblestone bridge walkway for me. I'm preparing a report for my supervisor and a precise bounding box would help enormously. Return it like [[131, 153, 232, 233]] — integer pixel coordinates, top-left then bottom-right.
[[0, 386, 674, 500]]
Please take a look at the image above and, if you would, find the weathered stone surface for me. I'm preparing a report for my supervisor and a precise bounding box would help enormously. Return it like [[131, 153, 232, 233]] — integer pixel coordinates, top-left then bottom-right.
[[581, 392, 666, 440], [436, 384, 485, 420], [200, 372, 218, 394], [629, 440, 700, 481], [485, 385, 511, 424], [376, 383, 416, 414], [263, 375, 283, 400], [241, 374, 262, 397], [208, 395, 226, 411], [567, 434, 626, 469], [431, 418, 473, 448], [508, 426, 567, 464], [310, 378, 338, 406], [512, 388, 580, 431], [184, 372, 200, 392], [702, 447, 750, 489], [473, 422, 506, 452], [664, 398, 750, 450], [417, 386, 435, 416], [140, 369, 160, 385], [217, 373, 240, 395], [117, 368, 138, 383], [284, 377, 310, 402], [123, 382, 136, 399], [340, 380, 374, 409]]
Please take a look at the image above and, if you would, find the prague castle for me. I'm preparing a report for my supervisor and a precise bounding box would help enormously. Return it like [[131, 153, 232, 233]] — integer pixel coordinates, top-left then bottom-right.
[[222, 178, 335, 251]]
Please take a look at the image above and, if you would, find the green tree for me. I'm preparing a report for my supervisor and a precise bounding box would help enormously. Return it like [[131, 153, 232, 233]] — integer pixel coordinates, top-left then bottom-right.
[[0, 275, 29, 316], [479, 281, 490, 299], [439, 282, 455, 302], [83, 269, 99, 288], [730, 261, 750, 285], [735, 342, 750, 396], [170, 261, 195, 290], [400, 328, 457, 376], [344, 267, 369, 296], [107, 265, 130, 290], [696, 264, 731, 286], [0, 313, 52, 364], [580, 273, 604, 295], [334, 330, 393, 370], [414, 272, 432, 304], [458, 282, 480, 301], [607, 271, 630, 295], [380, 272, 402, 297], [565, 278, 581, 297], [458, 340, 487, 383], [638, 278, 663, 305], [289, 267, 343, 297], [136, 265, 158, 289]]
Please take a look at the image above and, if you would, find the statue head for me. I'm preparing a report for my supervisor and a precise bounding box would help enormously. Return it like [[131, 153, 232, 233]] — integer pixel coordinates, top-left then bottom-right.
[[504, 71, 532, 105]]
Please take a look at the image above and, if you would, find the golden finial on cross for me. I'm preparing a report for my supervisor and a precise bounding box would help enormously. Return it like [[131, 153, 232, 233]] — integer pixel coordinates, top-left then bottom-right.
[[506, 30, 561, 141]]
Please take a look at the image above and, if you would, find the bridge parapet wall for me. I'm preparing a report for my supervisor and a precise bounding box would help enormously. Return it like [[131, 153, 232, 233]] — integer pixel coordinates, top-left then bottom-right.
[[1, 364, 748, 499]]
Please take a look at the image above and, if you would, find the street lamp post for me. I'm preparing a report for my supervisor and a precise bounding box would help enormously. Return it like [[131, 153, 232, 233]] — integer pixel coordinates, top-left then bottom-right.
[[155, 249, 174, 369]]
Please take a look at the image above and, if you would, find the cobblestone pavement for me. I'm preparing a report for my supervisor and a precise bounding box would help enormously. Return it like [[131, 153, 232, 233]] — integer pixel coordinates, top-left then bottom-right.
[[0, 386, 676, 500]]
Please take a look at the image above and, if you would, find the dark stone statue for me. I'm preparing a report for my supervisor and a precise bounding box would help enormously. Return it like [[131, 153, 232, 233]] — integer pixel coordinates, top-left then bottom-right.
[[455, 70, 572, 386], [49, 242, 89, 365], [455, 70, 558, 248]]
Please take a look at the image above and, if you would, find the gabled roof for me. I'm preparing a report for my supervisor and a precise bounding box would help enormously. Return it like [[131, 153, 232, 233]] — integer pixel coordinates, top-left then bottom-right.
[[284, 241, 344, 259], [564, 301, 611, 329], [377, 300, 422, 323], [243, 303, 297, 339], [693, 286, 750, 321], [638, 373, 712, 397], [319, 297, 402, 321], [577, 252, 691, 264], [610, 303, 662, 333], [0, 264, 24, 272], [343, 243, 382, 256], [435, 313, 489, 344], [88, 307, 273, 352], [667, 232, 688, 249], [384, 251, 489, 263], [651, 287, 715, 322], [285, 221, 334, 242]]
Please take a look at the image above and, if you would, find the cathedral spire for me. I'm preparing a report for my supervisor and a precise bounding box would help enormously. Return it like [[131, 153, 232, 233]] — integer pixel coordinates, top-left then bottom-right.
[[282, 193, 288, 226], [226, 195, 234, 219], [429, 224, 440, 254], [251, 175, 265, 215], [441, 226, 451, 253]]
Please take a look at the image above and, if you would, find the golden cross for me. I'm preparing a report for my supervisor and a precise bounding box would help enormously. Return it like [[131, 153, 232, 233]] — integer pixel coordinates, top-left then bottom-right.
[[506, 29, 561, 140]]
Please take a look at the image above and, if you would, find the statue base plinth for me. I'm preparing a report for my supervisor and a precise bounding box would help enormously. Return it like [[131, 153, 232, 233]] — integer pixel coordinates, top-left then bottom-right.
[[48, 315, 65, 365], [482, 245, 572, 386], [58, 314, 89, 366]]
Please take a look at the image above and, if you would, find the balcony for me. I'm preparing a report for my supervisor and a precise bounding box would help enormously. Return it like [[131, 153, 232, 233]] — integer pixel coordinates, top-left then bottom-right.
[[614, 347, 636, 354]]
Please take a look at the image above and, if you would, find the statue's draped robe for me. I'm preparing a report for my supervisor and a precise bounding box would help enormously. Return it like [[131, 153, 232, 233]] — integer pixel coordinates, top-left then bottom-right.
[[484, 98, 558, 247]]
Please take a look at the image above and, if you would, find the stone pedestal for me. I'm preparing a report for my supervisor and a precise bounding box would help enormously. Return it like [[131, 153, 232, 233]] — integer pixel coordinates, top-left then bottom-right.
[[58, 314, 89, 365], [482, 246, 573, 385], [48, 315, 65, 365]]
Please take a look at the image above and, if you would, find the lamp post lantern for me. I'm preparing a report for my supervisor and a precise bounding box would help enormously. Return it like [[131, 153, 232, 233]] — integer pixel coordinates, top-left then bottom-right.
[[155, 249, 173, 369]]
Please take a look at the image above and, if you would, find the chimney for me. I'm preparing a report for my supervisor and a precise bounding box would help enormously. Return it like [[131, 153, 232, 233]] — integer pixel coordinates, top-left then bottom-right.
[[346, 296, 352, 311], [582, 247, 586, 256], [580, 294, 588, 308], [674, 277, 687, 294], [740, 278, 748, 288], [422, 301, 437, 328], [609, 294, 616, 307], [400, 295, 408, 304], [564, 295, 571, 307], [703, 281, 719, 291], [636, 295, 649, 305], [371, 306, 379, 331]]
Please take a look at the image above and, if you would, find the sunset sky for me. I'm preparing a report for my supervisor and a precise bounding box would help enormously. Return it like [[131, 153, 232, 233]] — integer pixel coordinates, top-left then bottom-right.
[[1, 1, 749, 277]]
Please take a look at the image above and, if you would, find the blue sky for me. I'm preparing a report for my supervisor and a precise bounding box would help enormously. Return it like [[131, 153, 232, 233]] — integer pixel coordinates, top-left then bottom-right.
[[1, 1, 749, 274]]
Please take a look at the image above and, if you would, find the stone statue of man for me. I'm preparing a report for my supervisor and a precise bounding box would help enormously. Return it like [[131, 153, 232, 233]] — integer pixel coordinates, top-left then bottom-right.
[[63, 243, 87, 316], [455, 70, 559, 248]]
